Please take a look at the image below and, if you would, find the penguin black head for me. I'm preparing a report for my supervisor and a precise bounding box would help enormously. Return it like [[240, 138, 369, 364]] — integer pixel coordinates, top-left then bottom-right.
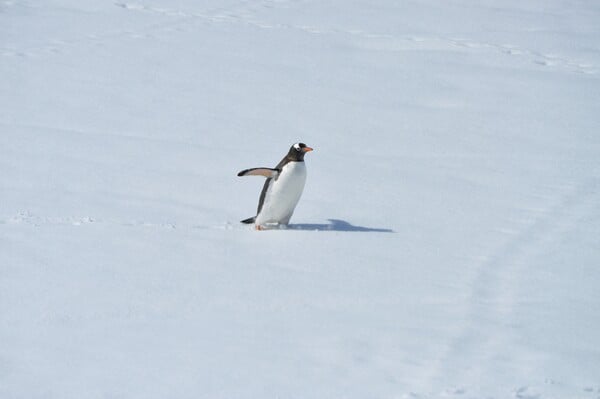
[[288, 142, 313, 161]]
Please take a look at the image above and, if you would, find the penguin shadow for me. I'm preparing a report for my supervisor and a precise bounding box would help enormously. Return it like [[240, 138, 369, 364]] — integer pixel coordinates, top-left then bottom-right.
[[290, 218, 394, 233]]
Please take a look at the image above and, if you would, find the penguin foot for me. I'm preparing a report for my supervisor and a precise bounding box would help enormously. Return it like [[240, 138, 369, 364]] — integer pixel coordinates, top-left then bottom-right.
[[255, 223, 290, 231]]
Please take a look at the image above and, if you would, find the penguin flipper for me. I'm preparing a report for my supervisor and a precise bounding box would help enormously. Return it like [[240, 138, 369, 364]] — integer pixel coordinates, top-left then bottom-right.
[[240, 216, 256, 224], [237, 167, 280, 178]]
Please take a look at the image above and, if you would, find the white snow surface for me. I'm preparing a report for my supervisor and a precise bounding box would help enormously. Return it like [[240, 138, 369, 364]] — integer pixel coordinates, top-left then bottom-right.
[[1, 1, 600, 398]]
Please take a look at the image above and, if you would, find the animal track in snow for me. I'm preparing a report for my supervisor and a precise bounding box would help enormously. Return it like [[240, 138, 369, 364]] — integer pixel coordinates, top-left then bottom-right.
[[2, 211, 97, 227], [9, 0, 592, 76], [514, 386, 541, 399], [4, 0, 598, 77], [432, 176, 600, 391], [441, 387, 466, 396], [0, 211, 228, 231], [452, 38, 597, 74], [358, 35, 597, 75]]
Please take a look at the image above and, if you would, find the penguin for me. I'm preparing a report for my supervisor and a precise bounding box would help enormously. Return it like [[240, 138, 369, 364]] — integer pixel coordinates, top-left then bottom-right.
[[237, 142, 314, 230]]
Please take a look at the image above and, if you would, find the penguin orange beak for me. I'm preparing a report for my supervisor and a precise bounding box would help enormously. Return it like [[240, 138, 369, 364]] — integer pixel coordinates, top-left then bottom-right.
[[303, 147, 314, 152]]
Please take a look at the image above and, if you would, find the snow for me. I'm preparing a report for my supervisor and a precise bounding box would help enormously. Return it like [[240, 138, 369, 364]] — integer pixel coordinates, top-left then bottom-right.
[[1, 0, 600, 398]]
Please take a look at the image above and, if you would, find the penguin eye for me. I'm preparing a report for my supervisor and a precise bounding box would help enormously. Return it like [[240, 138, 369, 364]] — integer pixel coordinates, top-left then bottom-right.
[[293, 143, 301, 151]]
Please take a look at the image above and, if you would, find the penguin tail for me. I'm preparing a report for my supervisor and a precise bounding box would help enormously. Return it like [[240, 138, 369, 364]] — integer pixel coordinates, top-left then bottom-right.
[[240, 216, 256, 224]]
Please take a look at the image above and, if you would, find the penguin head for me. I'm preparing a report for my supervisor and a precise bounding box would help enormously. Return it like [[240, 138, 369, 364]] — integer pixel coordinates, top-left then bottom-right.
[[289, 142, 313, 161]]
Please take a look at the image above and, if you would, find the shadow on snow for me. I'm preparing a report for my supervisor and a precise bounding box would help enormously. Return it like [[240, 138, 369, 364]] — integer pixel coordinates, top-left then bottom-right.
[[289, 219, 394, 233]]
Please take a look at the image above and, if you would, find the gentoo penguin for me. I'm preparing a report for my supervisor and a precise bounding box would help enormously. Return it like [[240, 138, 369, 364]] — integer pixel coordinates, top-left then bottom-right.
[[238, 142, 313, 229]]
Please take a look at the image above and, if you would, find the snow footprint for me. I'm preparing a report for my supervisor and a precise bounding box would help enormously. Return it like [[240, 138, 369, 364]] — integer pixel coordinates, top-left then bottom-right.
[[514, 386, 541, 399]]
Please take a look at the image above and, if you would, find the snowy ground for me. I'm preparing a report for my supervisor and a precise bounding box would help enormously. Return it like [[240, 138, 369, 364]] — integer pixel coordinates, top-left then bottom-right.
[[1, 1, 600, 398]]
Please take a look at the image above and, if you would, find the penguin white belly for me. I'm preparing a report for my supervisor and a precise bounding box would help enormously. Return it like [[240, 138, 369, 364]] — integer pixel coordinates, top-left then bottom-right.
[[255, 161, 306, 226]]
